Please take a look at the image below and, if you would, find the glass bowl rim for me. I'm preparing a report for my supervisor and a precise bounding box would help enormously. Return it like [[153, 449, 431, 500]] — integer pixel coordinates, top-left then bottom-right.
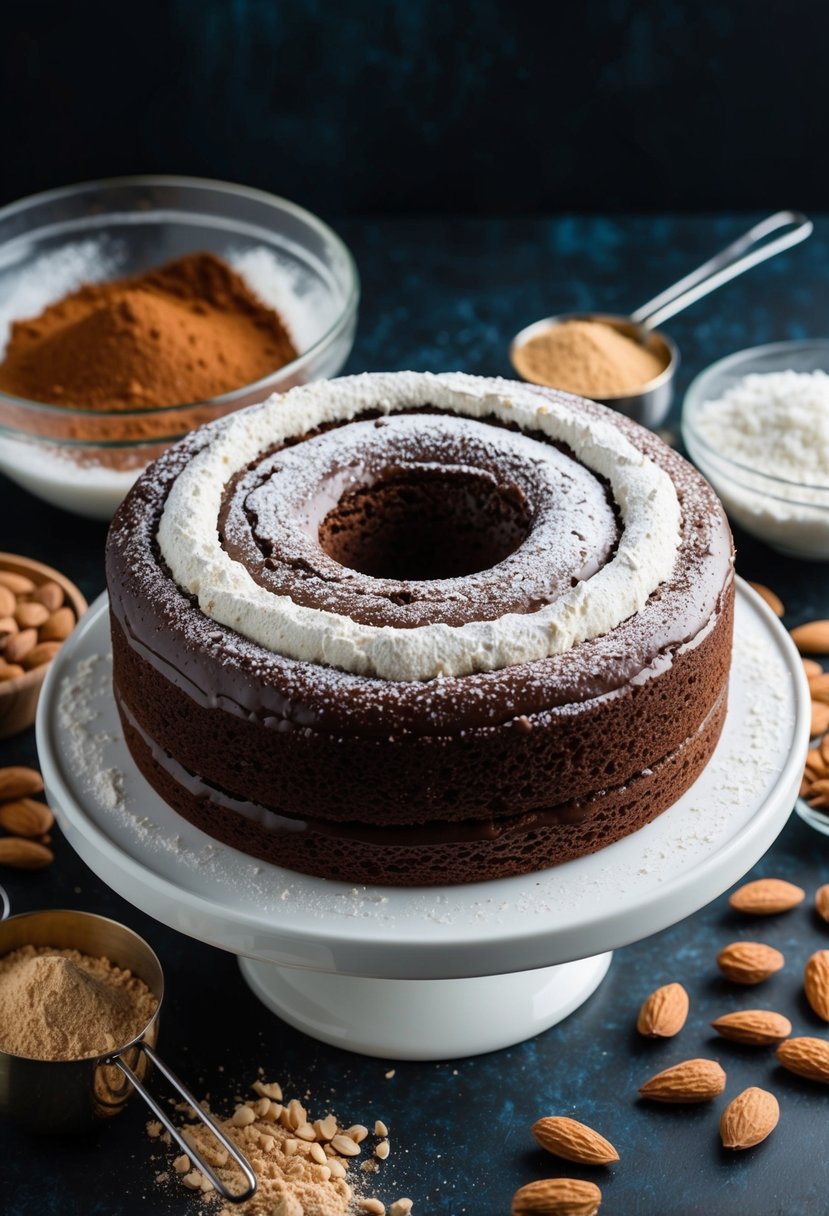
[[0, 173, 360, 421], [682, 338, 829, 493]]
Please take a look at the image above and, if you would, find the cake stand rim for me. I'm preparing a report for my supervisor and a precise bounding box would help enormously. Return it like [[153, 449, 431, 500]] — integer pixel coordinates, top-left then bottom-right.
[[37, 581, 810, 980]]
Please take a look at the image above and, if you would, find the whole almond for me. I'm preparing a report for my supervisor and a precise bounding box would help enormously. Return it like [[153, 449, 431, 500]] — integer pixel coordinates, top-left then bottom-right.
[[511, 1178, 601, 1216], [711, 1010, 792, 1045], [0, 837, 54, 869], [0, 766, 43, 801], [39, 606, 75, 642], [729, 878, 805, 915], [0, 616, 17, 639], [14, 601, 49, 629], [804, 658, 824, 679], [812, 703, 829, 738], [804, 950, 829, 1021], [809, 673, 829, 704], [24, 641, 62, 670], [0, 571, 34, 596], [32, 581, 64, 612], [0, 797, 54, 837], [639, 1058, 726, 1103], [815, 884, 829, 923], [636, 982, 689, 1038], [0, 663, 24, 682], [717, 941, 785, 985], [776, 1036, 829, 1083], [531, 1116, 619, 1165], [720, 1087, 779, 1150], [3, 627, 37, 664], [792, 621, 829, 655], [749, 583, 784, 617], [0, 586, 14, 619], [807, 747, 829, 776], [808, 779, 829, 808]]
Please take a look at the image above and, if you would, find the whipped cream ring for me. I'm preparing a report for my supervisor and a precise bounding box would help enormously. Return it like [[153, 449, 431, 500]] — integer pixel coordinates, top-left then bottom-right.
[[158, 372, 682, 681]]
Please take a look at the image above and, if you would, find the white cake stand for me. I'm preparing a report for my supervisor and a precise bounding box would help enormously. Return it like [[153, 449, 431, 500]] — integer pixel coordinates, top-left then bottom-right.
[[37, 583, 809, 1060]]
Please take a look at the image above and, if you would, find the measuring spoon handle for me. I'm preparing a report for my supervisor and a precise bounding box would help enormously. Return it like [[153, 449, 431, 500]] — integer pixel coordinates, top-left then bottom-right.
[[631, 210, 813, 331]]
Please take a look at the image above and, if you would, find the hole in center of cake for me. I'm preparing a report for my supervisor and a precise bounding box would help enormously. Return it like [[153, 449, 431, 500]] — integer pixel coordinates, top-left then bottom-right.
[[318, 464, 533, 581]]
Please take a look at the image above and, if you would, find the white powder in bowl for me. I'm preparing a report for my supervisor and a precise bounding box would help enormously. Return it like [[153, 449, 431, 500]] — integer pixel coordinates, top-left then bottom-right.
[[689, 369, 829, 559]]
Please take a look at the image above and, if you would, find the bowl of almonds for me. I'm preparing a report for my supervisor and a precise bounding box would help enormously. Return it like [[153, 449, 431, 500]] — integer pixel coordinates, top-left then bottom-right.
[[0, 553, 86, 738]]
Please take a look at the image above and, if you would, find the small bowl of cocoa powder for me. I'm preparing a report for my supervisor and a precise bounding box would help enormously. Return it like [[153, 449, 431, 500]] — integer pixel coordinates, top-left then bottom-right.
[[0, 177, 359, 519]]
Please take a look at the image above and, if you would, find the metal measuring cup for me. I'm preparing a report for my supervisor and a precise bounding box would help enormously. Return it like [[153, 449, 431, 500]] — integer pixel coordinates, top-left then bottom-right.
[[0, 909, 256, 1204], [509, 210, 813, 428]]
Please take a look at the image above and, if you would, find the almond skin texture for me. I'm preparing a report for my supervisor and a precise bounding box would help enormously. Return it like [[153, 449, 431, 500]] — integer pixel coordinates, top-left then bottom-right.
[[0, 571, 34, 596], [0, 837, 54, 869], [749, 583, 784, 616], [636, 982, 689, 1038], [776, 1037, 829, 1083], [815, 884, 829, 924], [729, 878, 806, 915], [38, 606, 75, 643], [711, 1010, 792, 1045], [792, 621, 829, 654], [32, 581, 64, 612], [717, 942, 785, 985], [639, 1058, 726, 1104], [720, 1087, 779, 1150], [23, 641, 61, 670], [811, 703, 829, 738], [511, 1178, 601, 1216], [3, 628, 37, 664], [803, 658, 824, 679], [0, 797, 54, 837], [531, 1117, 619, 1165], [0, 766, 43, 801], [804, 950, 829, 1021]]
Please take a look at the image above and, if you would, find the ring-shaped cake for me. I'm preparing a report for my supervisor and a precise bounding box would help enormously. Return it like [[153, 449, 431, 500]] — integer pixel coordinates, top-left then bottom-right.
[[106, 372, 734, 885]]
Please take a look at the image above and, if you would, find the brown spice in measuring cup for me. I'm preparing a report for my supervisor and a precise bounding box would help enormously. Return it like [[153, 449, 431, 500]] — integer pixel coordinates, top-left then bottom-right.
[[0, 252, 298, 412], [0, 944, 157, 1059], [512, 318, 665, 397]]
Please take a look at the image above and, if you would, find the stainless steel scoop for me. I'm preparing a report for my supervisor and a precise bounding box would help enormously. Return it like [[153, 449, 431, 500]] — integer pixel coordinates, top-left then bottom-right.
[[510, 210, 813, 427], [0, 908, 256, 1204]]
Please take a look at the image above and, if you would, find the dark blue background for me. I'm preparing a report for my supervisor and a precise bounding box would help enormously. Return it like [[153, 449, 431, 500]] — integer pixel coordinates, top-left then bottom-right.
[[1, 0, 826, 215]]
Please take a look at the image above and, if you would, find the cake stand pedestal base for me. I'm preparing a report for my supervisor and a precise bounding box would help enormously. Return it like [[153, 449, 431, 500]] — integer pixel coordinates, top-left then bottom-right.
[[238, 952, 613, 1059]]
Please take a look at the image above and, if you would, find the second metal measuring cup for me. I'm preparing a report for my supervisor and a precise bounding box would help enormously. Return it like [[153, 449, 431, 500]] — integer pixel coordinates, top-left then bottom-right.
[[510, 210, 813, 427], [0, 908, 256, 1204]]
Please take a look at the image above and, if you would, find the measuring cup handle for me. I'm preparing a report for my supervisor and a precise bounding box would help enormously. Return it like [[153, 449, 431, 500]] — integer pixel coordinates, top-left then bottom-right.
[[630, 210, 813, 331], [114, 1041, 257, 1204]]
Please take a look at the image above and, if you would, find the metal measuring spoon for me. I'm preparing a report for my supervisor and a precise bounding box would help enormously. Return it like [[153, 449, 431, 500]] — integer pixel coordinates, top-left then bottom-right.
[[510, 210, 813, 428]]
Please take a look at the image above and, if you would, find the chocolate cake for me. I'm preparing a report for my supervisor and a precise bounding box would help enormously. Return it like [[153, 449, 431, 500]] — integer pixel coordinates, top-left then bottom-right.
[[106, 372, 734, 886]]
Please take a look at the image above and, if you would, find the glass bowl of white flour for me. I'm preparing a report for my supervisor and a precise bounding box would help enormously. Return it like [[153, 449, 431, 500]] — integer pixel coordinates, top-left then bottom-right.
[[683, 340, 829, 560]]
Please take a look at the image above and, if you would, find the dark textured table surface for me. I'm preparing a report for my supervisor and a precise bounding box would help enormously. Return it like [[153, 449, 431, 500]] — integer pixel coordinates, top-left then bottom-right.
[[2, 215, 829, 1216]]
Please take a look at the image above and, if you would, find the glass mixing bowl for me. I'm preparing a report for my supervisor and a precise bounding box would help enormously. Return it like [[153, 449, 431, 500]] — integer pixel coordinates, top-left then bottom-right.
[[682, 340, 829, 561], [0, 176, 359, 519]]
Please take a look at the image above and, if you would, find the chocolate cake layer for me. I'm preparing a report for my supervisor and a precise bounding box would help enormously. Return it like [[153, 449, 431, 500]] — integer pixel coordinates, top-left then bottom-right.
[[106, 375, 734, 886]]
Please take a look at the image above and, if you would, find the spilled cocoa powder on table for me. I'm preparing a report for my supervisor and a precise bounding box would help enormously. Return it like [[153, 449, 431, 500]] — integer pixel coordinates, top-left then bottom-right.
[[0, 252, 298, 410]]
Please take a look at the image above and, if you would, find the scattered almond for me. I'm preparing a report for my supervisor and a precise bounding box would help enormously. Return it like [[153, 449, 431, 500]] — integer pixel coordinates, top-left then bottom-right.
[[749, 583, 784, 616], [3, 628, 37, 664], [0, 766, 44, 800], [636, 982, 689, 1038], [791, 621, 829, 655], [815, 884, 829, 923], [32, 581, 64, 612], [719, 1087, 779, 1150], [804, 950, 829, 1021], [638, 1058, 726, 1103], [711, 1010, 792, 1045], [0, 797, 54, 837], [24, 641, 62, 670], [531, 1116, 619, 1165], [0, 571, 34, 596], [777, 1036, 829, 1083], [717, 941, 785, 985], [39, 606, 75, 643], [0, 836, 54, 869], [729, 878, 805, 915], [803, 658, 824, 679], [511, 1178, 601, 1216]]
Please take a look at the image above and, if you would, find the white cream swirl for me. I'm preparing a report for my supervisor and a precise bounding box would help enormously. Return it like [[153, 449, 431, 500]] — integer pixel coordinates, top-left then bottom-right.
[[157, 372, 682, 681]]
